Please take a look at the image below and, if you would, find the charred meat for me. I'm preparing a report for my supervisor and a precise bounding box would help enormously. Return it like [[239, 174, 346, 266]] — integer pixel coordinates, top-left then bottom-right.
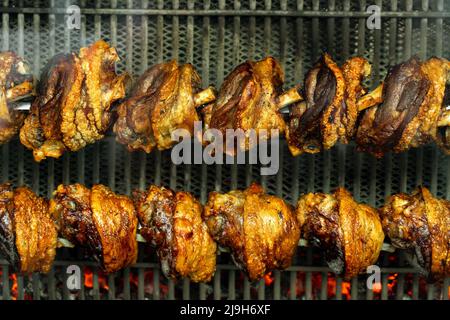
[[379, 187, 450, 280], [205, 57, 301, 155], [296, 188, 384, 279], [287, 54, 370, 155], [20, 40, 127, 161], [114, 60, 215, 153], [50, 183, 138, 273], [0, 52, 34, 144], [133, 185, 217, 282], [203, 183, 300, 281], [356, 57, 449, 157], [0, 183, 57, 274], [287, 53, 344, 155]]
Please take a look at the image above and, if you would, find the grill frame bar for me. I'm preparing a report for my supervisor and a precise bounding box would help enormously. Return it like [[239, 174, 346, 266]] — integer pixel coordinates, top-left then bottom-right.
[[1, 256, 449, 300], [1, 0, 450, 300], [1, 7, 450, 18]]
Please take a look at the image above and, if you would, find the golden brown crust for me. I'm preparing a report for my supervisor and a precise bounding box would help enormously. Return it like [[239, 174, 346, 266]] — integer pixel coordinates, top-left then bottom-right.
[[173, 192, 217, 282], [202, 189, 246, 268], [20, 40, 127, 161], [356, 57, 441, 157], [243, 184, 300, 280], [203, 183, 300, 281], [379, 187, 450, 279], [152, 64, 201, 150], [0, 183, 19, 269], [340, 57, 371, 142], [413, 58, 449, 146], [20, 53, 75, 161], [320, 55, 346, 149], [335, 188, 384, 278], [296, 188, 383, 279], [114, 61, 203, 153], [424, 58, 450, 152], [0, 89, 26, 144], [50, 184, 138, 273], [0, 52, 33, 144], [49, 184, 103, 261], [208, 57, 286, 154], [90, 185, 138, 273], [12, 186, 57, 273], [134, 185, 216, 282], [287, 53, 346, 155]]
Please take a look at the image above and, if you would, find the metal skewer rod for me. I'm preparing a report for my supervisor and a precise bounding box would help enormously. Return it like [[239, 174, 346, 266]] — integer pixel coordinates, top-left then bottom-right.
[[13, 87, 217, 112], [58, 234, 396, 252], [11, 101, 31, 111]]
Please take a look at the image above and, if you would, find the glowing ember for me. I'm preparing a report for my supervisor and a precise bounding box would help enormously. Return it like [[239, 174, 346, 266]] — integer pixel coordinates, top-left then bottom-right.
[[341, 281, 351, 298], [387, 273, 398, 292], [84, 267, 109, 291], [0, 263, 442, 300], [372, 282, 382, 293], [327, 275, 352, 299], [264, 272, 274, 286], [10, 273, 18, 300]]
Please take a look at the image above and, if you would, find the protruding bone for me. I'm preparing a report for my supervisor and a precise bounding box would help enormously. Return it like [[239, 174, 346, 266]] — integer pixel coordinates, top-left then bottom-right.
[[438, 109, 450, 127], [357, 83, 384, 112], [194, 86, 216, 107], [277, 86, 303, 110]]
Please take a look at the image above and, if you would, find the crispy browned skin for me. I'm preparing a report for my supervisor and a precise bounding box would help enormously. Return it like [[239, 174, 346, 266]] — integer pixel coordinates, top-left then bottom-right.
[[379, 187, 450, 280], [50, 184, 138, 273], [133, 185, 216, 282], [114, 61, 211, 153], [340, 57, 371, 142], [91, 185, 138, 273], [287, 54, 346, 155], [20, 40, 127, 161], [20, 53, 75, 161], [437, 78, 450, 152], [437, 126, 450, 151], [0, 52, 33, 144], [0, 184, 20, 269], [296, 188, 384, 279], [49, 184, 103, 261], [203, 183, 300, 281], [205, 57, 286, 154], [0, 183, 57, 274], [428, 59, 450, 153], [356, 57, 439, 157]]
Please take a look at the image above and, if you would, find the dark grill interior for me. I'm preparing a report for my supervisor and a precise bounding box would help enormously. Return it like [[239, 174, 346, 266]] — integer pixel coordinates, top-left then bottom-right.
[[1, 0, 450, 300]]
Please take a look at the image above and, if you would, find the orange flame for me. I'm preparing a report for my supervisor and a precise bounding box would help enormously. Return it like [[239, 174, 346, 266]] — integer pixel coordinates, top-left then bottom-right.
[[264, 272, 274, 286], [84, 267, 109, 291], [371, 273, 398, 295], [372, 282, 382, 293], [84, 270, 93, 288], [341, 281, 351, 298], [10, 273, 18, 300], [387, 273, 398, 292], [327, 276, 352, 299]]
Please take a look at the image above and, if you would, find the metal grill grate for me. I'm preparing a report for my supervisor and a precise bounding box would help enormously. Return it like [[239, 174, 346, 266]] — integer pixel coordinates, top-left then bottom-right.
[[1, 0, 450, 300]]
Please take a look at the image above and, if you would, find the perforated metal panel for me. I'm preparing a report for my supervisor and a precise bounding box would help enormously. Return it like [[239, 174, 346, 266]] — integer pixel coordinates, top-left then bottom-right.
[[1, 0, 450, 300]]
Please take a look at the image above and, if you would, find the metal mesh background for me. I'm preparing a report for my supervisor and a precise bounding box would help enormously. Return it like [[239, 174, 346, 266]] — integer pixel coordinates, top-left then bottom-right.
[[1, 0, 450, 300]]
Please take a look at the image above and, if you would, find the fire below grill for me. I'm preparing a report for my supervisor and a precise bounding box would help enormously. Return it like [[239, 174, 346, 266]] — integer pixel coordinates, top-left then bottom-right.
[[1, 247, 450, 300], [1, 0, 450, 300], [1, 139, 450, 300]]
